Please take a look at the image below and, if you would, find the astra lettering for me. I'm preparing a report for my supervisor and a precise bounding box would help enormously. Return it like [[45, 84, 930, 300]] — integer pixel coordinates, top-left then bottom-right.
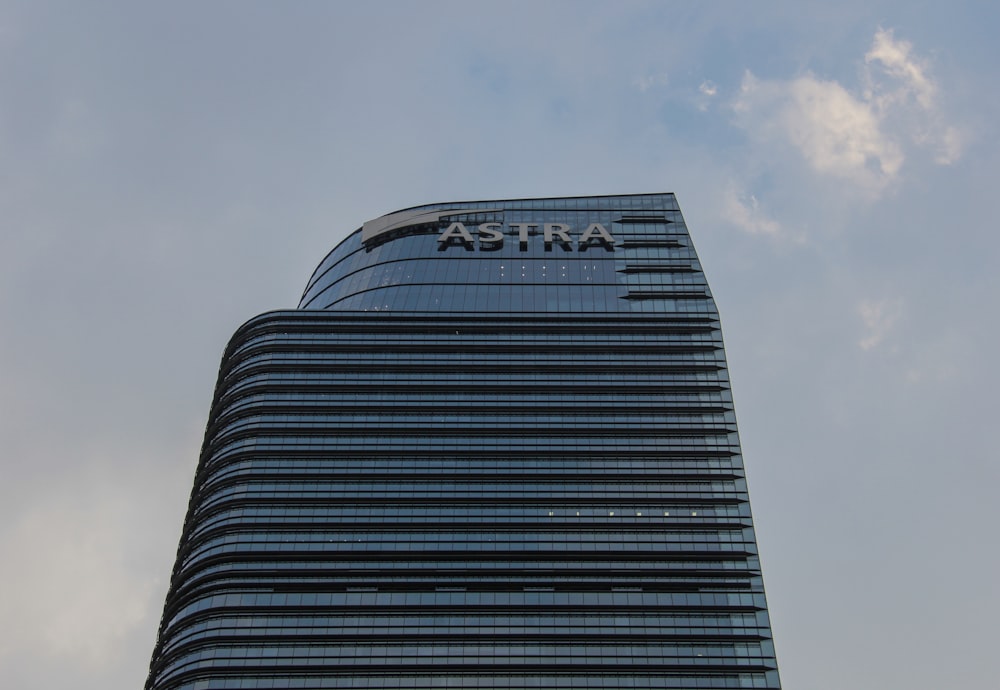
[[437, 222, 616, 251]]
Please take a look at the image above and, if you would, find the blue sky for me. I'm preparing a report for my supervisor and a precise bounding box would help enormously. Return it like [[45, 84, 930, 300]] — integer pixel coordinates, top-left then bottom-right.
[[0, 2, 997, 688]]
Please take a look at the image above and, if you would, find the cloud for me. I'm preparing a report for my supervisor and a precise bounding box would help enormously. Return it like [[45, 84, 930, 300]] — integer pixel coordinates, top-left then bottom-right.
[[733, 70, 902, 195], [865, 28, 935, 110], [633, 72, 668, 92], [858, 297, 903, 351], [933, 126, 964, 165], [864, 28, 964, 165], [731, 28, 961, 196], [903, 330, 963, 384], [696, 80, 718, 111], [721, 184, 782, 237], [736, 70, 904, 193]]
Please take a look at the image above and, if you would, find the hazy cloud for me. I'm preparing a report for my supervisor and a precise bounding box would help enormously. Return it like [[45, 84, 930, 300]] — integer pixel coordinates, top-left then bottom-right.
[[721, 184, 782, 237], [903, 330, 963, 384], [864, 28, 964, 165], [858, 297, 903, 351], [731, 28, 960, 196], [865, 28, 935, 110], [633, 72, 669, 92], [696, 80, 718, 111], [733, 69, 903, 194]]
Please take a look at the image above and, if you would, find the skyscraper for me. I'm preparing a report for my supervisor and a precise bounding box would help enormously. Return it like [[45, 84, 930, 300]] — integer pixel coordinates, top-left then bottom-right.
[[147, 193, 781, 690]]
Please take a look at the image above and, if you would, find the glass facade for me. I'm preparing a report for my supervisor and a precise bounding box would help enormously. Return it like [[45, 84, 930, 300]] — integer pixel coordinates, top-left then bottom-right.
[[147, 194, 781, 689]]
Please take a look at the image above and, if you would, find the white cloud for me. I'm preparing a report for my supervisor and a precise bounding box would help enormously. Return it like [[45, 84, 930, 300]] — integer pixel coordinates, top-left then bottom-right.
[[864, 27, 964, 165], [737, 70, 904, 193], [696, 80, 718, 111], [721, 184, 782, 236], [858, 297, 903, 351], [734, 70, 902, 195], [865, 28, 935, 110], [731, 28, 961, 196]]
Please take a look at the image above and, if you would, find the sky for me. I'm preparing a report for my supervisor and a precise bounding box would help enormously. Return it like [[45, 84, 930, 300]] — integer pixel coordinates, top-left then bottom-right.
[[0, 2, 997, 688]]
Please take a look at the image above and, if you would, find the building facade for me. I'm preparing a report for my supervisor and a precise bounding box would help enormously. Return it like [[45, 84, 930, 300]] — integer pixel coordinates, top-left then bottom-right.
[[146, 194, 781, 689]]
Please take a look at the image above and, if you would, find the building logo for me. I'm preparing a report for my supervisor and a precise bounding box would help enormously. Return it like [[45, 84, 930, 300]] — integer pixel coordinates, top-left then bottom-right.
[[362, 208, 616, 251], [437, 222, 616, 251]]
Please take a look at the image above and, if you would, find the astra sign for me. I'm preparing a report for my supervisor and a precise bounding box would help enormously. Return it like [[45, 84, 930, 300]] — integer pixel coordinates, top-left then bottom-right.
[[361, 207, 617, 251], [437, 222, 616, 251]]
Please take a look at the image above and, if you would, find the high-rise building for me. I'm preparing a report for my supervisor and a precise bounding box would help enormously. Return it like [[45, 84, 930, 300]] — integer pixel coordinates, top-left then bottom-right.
[[147, 194, 781, 690]]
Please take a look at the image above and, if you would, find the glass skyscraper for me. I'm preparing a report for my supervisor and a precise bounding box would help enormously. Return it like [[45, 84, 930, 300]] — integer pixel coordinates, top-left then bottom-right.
[[146, 193, 781, 690]]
